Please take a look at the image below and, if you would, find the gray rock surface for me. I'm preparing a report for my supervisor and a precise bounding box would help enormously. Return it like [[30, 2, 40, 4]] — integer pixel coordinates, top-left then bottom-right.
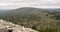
[[0, 19, 39, 32]]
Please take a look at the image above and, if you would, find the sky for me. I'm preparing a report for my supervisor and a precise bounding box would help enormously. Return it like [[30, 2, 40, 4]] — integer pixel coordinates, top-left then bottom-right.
[[0, 0, 60, 9]]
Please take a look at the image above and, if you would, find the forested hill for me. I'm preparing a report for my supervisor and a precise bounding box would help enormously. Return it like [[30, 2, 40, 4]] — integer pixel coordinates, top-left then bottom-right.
[[0, 7, 44, 14], [0, 7, 60, 32]]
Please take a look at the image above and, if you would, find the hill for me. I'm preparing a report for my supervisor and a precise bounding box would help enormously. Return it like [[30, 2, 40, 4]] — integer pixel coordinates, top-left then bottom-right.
[[0, 7, 60, 32]]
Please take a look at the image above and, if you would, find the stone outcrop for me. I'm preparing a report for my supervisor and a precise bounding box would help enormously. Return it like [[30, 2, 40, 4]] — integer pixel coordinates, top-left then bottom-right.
[[0, 19, 39, 32]]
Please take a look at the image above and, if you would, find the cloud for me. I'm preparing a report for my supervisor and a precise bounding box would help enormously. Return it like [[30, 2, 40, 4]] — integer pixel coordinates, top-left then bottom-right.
[[0, 2, 32, 9], [0, 0, 60, 9]]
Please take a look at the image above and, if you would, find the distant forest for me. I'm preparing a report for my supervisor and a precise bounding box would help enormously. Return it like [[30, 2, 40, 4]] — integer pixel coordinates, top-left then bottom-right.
[[0, 7, 60, 32]]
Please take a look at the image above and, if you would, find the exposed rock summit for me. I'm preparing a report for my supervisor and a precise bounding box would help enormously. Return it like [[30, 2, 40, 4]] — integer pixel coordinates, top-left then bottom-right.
[[0, 19, 38, 32]]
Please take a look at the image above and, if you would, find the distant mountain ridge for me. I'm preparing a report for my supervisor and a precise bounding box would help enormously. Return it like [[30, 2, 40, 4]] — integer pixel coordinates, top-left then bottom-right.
[[0, 7, 45, 16], [0, 7, 60, 14]]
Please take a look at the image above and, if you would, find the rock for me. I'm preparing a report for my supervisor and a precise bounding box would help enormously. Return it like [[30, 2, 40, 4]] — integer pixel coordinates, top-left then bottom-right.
[[0, 19, 39, 32], [0, 27, 8, 32], [12, 28, 21, 32]]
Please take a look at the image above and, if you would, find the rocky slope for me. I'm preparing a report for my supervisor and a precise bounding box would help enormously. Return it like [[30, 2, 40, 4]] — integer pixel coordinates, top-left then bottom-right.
[[0, 19, 38, 32]]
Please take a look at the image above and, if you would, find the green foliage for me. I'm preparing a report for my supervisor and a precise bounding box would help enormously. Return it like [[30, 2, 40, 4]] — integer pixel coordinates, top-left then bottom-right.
[[39, 28, 58, 32], [0, 8, 60, 32], [54, 15, 60, 20]]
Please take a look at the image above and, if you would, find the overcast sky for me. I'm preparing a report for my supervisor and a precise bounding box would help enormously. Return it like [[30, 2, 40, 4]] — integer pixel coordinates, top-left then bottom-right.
[[0, 0, 60, 9]]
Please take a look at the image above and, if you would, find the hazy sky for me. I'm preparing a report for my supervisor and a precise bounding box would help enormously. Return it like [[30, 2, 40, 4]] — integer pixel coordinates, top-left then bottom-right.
[[0, 0, 60, 9]]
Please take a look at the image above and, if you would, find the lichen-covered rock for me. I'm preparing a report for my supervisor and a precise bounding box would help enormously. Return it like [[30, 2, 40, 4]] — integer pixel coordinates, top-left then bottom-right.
[[0, 19, 39, 32]]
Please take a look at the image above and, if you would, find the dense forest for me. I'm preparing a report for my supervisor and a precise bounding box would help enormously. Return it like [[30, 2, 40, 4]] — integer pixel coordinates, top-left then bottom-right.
[[0, 7, 60, 32]]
